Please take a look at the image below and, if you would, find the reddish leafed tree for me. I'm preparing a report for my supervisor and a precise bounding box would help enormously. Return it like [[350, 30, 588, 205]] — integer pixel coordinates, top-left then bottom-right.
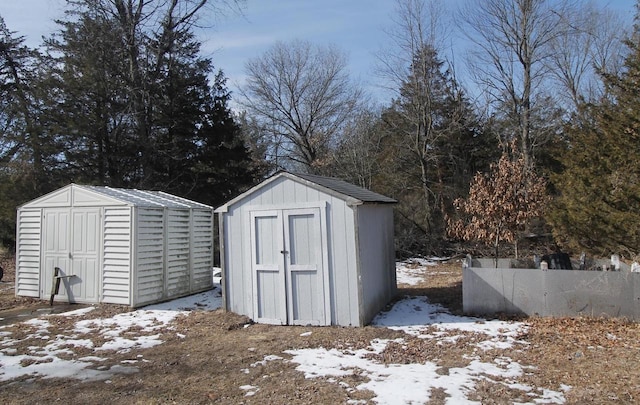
[[448, 146, 549, 265]]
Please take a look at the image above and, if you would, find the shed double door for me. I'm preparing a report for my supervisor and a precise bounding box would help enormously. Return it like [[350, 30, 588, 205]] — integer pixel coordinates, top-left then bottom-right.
[[41, 208, 100, 303], [250, 208, 328, 326]]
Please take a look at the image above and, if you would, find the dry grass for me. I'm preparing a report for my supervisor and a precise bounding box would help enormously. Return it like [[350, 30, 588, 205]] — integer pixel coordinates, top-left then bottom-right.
[[1, 257, 640, 404]]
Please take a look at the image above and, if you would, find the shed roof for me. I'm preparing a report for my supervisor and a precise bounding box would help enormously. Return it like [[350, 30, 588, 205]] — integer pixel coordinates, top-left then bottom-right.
[[20, 184, 212, 210], [215, 171, 396, 213], [83, 186, 212, 209], [292, 173, 397, 204]]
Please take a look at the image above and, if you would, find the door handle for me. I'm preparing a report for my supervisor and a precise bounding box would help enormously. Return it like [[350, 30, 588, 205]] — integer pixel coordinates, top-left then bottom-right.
[[280, 250, 288, 254]]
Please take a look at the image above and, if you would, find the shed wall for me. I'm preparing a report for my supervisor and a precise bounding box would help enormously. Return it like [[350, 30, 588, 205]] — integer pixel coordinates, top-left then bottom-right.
[[221, 176, 361, 326], [16, 209, 42, 297], [102, 207, 133, 305], [17, 185, 214, 307], [356, 204, 397, 325], [166, 208, 191, 297], [191, 209, 214, 291], [134, 208, 165, 306], [134, 207, 214, 307]]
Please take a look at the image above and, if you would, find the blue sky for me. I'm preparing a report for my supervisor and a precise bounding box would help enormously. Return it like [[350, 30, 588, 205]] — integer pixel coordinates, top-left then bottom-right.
[[0, 0, 637, 104]]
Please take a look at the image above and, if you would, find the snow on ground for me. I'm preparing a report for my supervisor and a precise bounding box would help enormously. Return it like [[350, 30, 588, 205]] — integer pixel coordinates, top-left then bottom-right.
[[396, 258, 452, 285], [396, 258, 436, 285], [0, 286, 222, 382], [0, 262, 568, 403], [284, 296, 566, 404], [373, 296, 525, 349], [281, 259, 569, 404]]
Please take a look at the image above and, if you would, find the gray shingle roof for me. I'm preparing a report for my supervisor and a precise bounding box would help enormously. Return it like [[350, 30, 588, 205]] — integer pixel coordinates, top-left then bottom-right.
[[292, 173, 397, 204]]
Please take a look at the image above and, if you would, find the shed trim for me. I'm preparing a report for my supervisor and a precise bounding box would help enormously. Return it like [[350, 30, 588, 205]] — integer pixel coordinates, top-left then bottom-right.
[[244, 201, 328, 212], [218, 212, 228, 312], [353, 205, 366, 326], [215, 171, 395, 213]]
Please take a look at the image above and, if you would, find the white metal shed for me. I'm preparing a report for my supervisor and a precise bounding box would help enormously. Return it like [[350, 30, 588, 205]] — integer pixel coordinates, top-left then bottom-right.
[[215, 171, 397, 327], [16, 184, 214, 307]]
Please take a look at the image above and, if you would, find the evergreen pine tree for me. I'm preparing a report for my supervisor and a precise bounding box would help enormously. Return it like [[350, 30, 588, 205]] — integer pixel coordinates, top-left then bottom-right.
[[376, 44, 496, 253], [0, 16, 63, 246], [42, 1, 261, 206], [549, 13, 640, 257]]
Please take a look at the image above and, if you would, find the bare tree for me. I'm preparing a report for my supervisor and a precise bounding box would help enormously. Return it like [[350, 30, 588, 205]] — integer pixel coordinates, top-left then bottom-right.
[[377, 0, 444, 232], [240, 39, 362, 174], [461, 0, 571, 169], [331, 106, 385, 189], [376, 0, 476, 237], [546, 2, 629, 109], [377, 0, 450, 93]]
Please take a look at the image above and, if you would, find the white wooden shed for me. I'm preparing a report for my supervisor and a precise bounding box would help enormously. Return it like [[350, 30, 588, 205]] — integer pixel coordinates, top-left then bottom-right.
[[215, 171, 397, 327], [16, 184, 214, 307]]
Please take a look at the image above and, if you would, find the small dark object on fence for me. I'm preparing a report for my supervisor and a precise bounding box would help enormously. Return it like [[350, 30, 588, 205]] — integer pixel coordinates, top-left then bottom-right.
[[541, 253, 573, 270]]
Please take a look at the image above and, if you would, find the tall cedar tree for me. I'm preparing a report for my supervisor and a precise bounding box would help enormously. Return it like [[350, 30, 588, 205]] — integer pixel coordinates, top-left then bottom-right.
[[549, 16, 640, 257], [42, 1, 259, 207], [45, 11, 135, 186], [377, 45, 495, 254], [0, 17, 64, 246], [448, 145, 549, 264], [189, 72, 260, 207]]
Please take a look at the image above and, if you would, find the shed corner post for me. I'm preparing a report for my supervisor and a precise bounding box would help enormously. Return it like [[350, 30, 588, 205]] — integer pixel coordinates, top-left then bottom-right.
[[129, 205, 138, 308], [162, 207, 169, 300], [14, 207, 20, 297], [188, 208, 195, 292], [217, 211, 229, 312], [351, 204, 366, 327]]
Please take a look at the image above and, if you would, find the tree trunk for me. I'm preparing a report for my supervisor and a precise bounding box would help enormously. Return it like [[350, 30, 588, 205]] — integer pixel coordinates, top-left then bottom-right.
[[494, 232, 500, 268]]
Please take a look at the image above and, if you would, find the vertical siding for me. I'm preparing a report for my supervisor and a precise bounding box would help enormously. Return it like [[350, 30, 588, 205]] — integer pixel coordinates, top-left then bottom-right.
[[135, 208, 165, 305], [102, 207, 132, 304], [222, 176, 362, 326], [166, 209, 190, 297], [326, 195, 359, 326], [223, 207, 250, 315], [16, 209, 42, 297], [191, 209, 214, 291], [357, 205, 397, 325]]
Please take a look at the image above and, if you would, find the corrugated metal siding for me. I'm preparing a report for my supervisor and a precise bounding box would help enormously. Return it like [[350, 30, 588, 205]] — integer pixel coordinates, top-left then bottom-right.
[[166, 209, 190, 297], [102, 207, 132, 304], [135, 208, 165, 305], [16, 209, 42, 297], [191, 209, 214, 291]]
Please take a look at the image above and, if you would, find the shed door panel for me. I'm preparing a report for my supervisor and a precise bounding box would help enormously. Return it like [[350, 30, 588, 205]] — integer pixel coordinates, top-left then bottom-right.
[[42, 210, 71, 299], [70, 209, 100, 302], [249, 207, 327, 326], [285, 209, 325, 326], [250, 211, 286, 324], [42, 208, 100, 303]]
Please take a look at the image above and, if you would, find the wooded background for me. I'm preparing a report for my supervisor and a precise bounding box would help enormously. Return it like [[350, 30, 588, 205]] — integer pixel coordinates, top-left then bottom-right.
[[1, 0, 638, 259]]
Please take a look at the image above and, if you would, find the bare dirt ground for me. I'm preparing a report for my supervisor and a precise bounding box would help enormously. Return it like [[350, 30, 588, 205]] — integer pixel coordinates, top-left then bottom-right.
[[1, 258, 640, 404]]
